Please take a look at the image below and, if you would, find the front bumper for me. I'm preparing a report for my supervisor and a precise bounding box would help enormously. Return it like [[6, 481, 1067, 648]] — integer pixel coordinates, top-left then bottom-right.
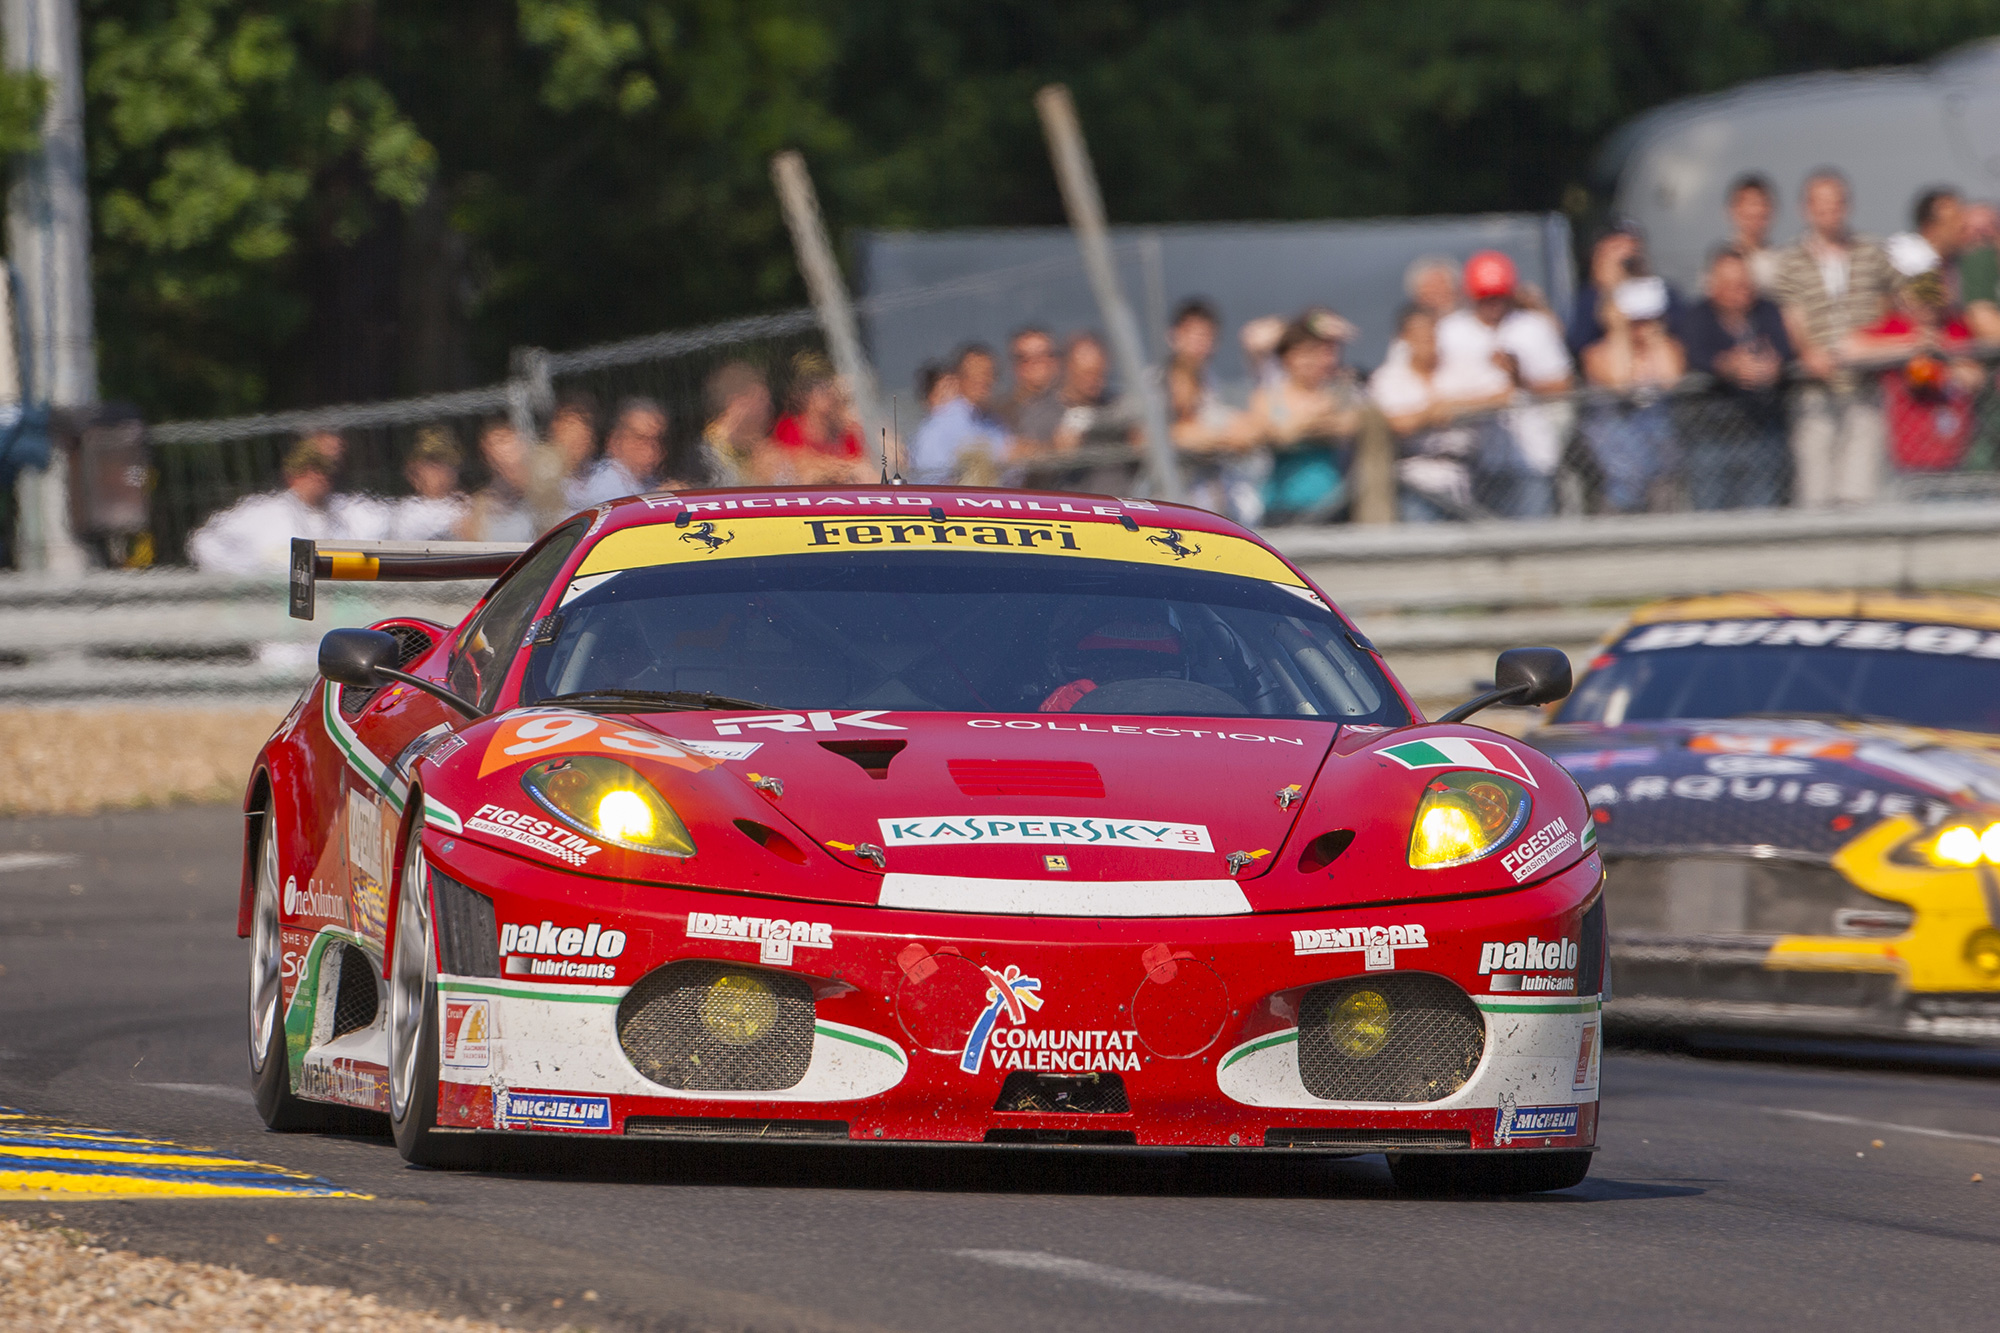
[[425, 834, 1604, 1151]]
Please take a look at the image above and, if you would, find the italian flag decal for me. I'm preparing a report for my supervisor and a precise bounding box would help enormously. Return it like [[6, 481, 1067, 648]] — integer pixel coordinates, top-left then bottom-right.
[[1379, 737, 1538, 787]]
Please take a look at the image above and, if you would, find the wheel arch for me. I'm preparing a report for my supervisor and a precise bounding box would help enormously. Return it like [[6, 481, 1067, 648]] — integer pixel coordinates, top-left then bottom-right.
[[238, 767, 273, 937]]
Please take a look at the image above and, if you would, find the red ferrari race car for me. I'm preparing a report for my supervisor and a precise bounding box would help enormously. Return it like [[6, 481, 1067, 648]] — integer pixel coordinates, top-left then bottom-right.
[[242, 486, 1603, 1194]]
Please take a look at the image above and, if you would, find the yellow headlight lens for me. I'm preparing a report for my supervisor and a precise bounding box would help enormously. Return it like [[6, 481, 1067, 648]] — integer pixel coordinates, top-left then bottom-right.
[[699, 972, 776, 1046], [521, 755, 695, 856], [1330, 989, 1392, 1058], [1408, 771, 1532, 869], [1920, 822, 2000, 868], [1967, 928, 2000, 978]]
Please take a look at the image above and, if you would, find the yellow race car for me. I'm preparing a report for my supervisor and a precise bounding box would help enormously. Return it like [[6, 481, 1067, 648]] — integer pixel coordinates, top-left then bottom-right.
[[1525, 591, 2000, 1043]]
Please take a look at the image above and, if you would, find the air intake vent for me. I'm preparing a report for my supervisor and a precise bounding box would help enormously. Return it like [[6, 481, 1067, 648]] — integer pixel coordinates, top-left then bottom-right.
[[430, 868, 499, 977], [618, 960, 815, 1091], [341, 623, 437, 716], [1296, 973, 1485, 1103], [994, 1072, 1129, 1113], [949, 759, 1104, 798], [331, 943, 379, 1039], [625, 1117, 849, 1141], [821, 739, 905, 777], [1264, 1127, 1472, 1149]]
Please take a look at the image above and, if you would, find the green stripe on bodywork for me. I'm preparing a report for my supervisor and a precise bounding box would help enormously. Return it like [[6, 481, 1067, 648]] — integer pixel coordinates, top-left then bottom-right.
[[1381, 739, 1448, 766], [284, 926, 373, 1091], [423, 794, 463, 832], [1477, 998, 1601, 1015], [322, 685, 405, 814], [815, 1024, 905, 1065], [438, 980, 625, 1004], [1219, 1028, 1298, 1071]]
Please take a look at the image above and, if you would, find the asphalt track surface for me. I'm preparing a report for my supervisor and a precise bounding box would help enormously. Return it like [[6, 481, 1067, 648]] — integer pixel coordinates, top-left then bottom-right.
[[6, 807, 2000, 1330]]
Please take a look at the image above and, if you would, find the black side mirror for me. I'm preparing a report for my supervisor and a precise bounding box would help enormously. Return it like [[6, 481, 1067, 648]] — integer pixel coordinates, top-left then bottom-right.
[[1494, 646, 1572, 706], [318, 628, 399, 688], [1435, 646, 1572, 725], [317, 627, 484, 720]]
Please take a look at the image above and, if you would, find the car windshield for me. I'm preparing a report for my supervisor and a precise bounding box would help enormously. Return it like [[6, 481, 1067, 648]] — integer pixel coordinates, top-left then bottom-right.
[[523, 552, 1404, 722], [1555, 618, 2000, 734]]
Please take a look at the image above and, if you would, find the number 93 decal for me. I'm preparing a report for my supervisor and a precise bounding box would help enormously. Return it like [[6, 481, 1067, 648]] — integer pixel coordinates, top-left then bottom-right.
[[477, 712, 717, 777]]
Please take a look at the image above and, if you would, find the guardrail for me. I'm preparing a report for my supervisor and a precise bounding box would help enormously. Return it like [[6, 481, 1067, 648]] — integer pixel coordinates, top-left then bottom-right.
[[6, 501, 2000, 706]]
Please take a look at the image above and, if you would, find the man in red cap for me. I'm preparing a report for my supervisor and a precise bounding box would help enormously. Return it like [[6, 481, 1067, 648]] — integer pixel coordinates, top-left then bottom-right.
[[1434, 249, 1574, 517]]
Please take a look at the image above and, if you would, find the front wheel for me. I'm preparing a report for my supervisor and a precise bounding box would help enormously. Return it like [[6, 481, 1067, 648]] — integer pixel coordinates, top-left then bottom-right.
[[1388, 1150, 1592, 1196], [388, 830, 483, 1168]]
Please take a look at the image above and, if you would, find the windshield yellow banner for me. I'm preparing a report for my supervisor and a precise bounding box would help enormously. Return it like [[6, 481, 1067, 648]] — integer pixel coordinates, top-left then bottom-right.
[[574, 514, 1306, 585]]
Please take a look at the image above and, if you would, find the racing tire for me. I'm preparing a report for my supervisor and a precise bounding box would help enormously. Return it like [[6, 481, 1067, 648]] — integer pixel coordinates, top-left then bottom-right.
[[1387, 1150, 1592, 1196], [388, 829, 483, 1169], [249, 805, 348, 1132]]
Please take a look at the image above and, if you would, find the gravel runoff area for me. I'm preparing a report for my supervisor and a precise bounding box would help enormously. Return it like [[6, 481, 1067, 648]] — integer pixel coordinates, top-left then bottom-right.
[[0, 1217, 593, 1332], [0, 706, 287, 817]]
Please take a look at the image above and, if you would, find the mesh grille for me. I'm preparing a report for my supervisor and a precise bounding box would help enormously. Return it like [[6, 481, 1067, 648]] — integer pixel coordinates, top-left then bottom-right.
[[331, 943, 379, 1039], [994, 1072, 1130, 1114], [617, 960, 815, 1091], [431, 868, 498, 977], [341, 623, 438, 716], [1296, 973, 1485, 1103]]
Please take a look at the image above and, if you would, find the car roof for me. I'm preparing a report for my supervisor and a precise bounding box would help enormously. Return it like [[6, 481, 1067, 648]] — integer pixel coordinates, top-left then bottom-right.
[[1618, 589, 2000, 634], [583, 485, 1260, 540]]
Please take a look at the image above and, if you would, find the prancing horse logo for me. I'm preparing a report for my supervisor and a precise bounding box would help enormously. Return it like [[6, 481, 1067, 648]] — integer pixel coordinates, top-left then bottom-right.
[[681, 522, 734, 553], [1147, 528, 1201, 560]]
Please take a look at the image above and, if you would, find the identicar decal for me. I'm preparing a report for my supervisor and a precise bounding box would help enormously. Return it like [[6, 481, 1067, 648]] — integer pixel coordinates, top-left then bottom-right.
[[1291, 923, 1428, 971]]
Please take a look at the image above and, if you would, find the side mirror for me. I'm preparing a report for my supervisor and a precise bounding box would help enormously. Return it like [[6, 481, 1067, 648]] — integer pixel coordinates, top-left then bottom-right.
[[1435, 646, 1572, 725], [1494, 646, 1572, 707], [318, 628, 399, 688], [317, 627, 485, 720]]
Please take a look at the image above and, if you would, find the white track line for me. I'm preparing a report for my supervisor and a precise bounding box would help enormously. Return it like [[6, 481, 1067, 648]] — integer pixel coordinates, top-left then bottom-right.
[[141, 1083, 257, 1105], [950, 1250, 1265, 1304], [1765, 1107, 2000, 1147], [0, 852, 78, 874]]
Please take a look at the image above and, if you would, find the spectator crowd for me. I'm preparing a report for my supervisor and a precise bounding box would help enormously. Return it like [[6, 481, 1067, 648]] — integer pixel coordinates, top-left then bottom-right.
[[190, 171, 2000, 569]]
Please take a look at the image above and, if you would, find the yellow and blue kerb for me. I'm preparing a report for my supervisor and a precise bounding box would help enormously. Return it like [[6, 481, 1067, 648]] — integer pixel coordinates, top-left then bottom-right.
[[0, 1108, 366, 1199]]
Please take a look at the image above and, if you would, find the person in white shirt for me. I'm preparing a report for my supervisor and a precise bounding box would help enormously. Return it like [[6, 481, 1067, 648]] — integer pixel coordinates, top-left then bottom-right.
[[385, 427, 469, 540], [188, 438, 348, 574], [1435, 250, 1574, 517], [567, 397, 669, 508], [1370, 306, 1512, 521]]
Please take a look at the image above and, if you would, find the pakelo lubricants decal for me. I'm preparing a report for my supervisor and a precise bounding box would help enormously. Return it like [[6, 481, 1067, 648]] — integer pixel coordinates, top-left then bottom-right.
[[881, 816, 1213, 853], [1378, 737, 1539, 787]]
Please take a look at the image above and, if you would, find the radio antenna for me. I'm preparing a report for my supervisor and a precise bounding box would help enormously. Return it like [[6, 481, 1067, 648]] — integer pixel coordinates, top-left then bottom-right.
[[890, 396, 903, 484], [880, 425, 890, 485]]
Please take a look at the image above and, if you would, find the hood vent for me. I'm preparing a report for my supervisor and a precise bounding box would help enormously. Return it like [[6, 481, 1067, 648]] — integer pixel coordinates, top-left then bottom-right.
[[949, 759, 1105, 798], [820, 739, 905, 778]]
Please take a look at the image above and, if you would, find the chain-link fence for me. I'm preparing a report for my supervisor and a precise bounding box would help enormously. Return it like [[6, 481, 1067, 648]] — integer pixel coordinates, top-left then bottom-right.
[[135, 296, 2000, 563]]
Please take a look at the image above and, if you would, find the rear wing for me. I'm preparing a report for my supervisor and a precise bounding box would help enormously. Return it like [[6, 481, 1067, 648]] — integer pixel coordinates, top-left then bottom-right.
[[288, 537, 530, 620]]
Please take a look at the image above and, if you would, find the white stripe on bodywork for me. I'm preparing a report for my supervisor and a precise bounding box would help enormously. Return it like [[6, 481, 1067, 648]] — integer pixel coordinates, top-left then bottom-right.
[[878, 873, 1251, 917]]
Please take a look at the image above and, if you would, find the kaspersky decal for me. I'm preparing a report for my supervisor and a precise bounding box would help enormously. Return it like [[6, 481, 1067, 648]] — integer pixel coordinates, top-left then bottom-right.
[[479, 713, 721, 778], [500, 920, 627, 980], [1379, 737, 1539, 787], [1501, 816, 1579, 883], [711, 711, 901, 736], [495, 1090, 612, 1132], [1291, 923, 1428, 971], [882, 816, 1214, 853], [959, 964, 1043, 1073], [467, 804, 603, 866], [686, 912, 832, 965]]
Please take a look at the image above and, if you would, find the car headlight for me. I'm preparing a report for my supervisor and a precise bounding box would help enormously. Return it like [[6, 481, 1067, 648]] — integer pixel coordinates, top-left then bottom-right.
[[1919, 821, 2000, 867], [1408, 771, 1531, 870], [1328, 988, 1392, 1058], [699, 971, 778, 1045], [521, 755, 695, 856]]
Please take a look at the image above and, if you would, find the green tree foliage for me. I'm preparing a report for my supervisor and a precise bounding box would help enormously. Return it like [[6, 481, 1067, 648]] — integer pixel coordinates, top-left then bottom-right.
[[69, 0, 2000, 419]]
